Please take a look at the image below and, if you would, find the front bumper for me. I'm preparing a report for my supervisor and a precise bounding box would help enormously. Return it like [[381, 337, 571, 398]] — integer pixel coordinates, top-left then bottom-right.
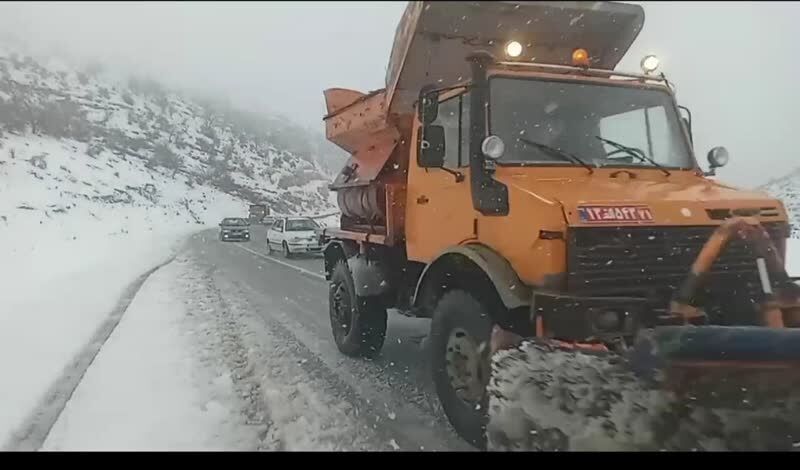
[[531, 290, 647, 341], [221, 231, 250, 241], [286, 241, 323, 253]]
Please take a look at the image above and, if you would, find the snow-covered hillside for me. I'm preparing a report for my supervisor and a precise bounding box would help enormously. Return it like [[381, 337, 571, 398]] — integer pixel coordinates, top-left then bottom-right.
[[0, 44, 336, 234], [0, 44, 342, 448], [760, 169, 800, 239]]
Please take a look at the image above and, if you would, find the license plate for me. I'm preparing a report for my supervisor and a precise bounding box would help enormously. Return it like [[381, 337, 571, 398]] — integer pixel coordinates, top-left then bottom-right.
[[578, 205, 654, 224]]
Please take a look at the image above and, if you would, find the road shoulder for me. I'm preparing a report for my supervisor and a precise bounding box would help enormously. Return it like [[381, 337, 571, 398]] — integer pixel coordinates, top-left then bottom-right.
[[41, 256, 263, 451]]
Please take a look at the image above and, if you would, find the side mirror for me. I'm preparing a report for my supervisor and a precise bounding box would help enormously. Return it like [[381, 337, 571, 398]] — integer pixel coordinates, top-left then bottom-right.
[[418, 90, 439, 125], [704, 146, 729, 176], [418, 125, 445, 168]]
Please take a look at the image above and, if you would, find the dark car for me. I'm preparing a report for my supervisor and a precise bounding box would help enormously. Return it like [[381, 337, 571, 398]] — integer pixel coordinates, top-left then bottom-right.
[[218, 217, 250, 242]]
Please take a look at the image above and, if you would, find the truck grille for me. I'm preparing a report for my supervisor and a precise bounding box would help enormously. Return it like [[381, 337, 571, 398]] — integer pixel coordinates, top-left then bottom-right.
[[567, 224, 787, 299]]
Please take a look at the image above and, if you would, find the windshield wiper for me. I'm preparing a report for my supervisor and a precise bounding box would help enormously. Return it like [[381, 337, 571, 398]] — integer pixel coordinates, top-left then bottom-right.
[[595, 136, 671, 176], [518, 137, 594, 174]]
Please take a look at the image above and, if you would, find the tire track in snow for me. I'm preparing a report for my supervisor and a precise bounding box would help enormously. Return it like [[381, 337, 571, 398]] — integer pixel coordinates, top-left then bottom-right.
[[198, 260, 470, 451], [178, 259, 372, 450], [2, 256, 176, 451]]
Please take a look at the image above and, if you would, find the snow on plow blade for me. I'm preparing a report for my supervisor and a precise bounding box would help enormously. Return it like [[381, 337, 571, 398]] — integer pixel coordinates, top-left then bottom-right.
[[486, 330, 800, 451], [486, 218, 800, 451]]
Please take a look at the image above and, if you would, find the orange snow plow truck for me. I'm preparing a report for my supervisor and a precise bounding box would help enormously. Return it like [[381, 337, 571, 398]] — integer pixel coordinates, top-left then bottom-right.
[[321, 1, 800, 451]]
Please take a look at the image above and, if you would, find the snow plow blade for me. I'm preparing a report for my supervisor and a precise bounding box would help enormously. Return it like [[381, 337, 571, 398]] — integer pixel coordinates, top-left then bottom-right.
[[486, 218, 800, 451], [631, 326, 800, 406]]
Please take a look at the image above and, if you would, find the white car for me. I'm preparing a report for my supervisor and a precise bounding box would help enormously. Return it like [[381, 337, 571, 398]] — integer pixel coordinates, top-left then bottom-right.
[[266, 217, 323, 258]]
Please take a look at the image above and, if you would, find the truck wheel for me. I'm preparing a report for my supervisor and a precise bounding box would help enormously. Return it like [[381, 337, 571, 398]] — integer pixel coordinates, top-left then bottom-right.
[[430, 290, 494, 449], [282, 241, 292, 259], [329, 260, 387, 358]]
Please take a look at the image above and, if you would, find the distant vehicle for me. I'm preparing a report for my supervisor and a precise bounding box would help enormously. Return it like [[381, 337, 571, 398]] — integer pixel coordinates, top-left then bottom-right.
[[249, 204, 269, 224], [218, 217, 250, 242], [266, 216, 322, 258]]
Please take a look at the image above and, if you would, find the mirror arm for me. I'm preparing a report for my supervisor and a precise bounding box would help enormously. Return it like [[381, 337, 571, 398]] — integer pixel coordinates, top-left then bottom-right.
[[439, 166, 465, 183]]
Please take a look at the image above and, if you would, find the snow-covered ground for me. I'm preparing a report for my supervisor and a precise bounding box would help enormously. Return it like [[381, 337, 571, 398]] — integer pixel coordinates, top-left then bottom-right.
[[41, 258, 260, 451], [0, 130, 253, 446], [16, 236, 800, 450], [40, 250, 375, 451], [0, 218, 220, 447]]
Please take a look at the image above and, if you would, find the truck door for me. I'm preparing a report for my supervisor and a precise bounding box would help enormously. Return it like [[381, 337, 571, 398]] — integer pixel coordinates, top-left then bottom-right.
[[406, 91, 476, 262]]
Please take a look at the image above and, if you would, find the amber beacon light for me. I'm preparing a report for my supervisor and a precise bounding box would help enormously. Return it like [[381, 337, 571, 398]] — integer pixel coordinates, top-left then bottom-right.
[[571, 48, 590, 67]]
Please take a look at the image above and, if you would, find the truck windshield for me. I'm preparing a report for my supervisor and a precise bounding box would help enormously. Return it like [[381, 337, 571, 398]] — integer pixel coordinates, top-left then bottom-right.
[[488, 77, 693, 169]]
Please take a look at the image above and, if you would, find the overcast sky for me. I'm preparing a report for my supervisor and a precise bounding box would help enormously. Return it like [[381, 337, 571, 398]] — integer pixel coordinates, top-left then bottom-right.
[[0, 1, 797, 187]]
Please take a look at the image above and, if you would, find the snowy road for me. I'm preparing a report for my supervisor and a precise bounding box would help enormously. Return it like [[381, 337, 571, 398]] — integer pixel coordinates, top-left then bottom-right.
[[182, 227, 472, 451], [34, 227, 472, 451], [10, 226, 800, 451]]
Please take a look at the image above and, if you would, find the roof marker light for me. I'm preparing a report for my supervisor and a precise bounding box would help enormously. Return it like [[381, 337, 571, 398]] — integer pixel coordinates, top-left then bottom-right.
[[641, 55, 660, 74]]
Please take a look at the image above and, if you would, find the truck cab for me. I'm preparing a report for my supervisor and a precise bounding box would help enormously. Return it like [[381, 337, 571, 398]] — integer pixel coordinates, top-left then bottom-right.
[[248, 204, 269, 225], [320, 1, 792, 448]]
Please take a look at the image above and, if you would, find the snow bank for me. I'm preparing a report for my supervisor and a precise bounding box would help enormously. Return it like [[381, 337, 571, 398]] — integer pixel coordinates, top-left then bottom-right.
[[41, 259, 258, 451], [0, 133, 248, 445], [786, 239, 800, 276], [0, 223, 191, 446]]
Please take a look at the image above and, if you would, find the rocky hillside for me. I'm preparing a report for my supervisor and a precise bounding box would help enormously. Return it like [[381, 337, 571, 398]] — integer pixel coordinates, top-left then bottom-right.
[[0, 44, 337, 235]]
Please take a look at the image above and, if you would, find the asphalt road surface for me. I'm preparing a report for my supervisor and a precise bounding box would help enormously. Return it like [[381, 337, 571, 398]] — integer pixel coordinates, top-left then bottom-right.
[[187, 225, 473, 451]]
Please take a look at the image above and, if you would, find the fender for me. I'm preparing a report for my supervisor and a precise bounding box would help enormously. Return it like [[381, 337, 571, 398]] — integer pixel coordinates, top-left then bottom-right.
[[323, 240, 358, 280], [323, 240, 392, 298], [413, 244, 531, 310]]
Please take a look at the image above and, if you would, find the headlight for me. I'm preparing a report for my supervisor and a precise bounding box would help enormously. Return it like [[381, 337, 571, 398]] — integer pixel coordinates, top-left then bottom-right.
[[504, 40, 523, 58]]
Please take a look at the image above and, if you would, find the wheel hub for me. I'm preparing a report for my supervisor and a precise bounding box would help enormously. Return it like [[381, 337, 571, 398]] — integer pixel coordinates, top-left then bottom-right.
[[446, 328, 489, 404]]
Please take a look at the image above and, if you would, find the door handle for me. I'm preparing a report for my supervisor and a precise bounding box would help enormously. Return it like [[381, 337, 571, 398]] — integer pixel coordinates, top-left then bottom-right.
[[416, 195, 429, 205]]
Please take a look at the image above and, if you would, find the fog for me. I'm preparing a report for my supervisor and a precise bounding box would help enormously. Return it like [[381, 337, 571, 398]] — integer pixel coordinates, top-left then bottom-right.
[[0, 1, 797, 187]]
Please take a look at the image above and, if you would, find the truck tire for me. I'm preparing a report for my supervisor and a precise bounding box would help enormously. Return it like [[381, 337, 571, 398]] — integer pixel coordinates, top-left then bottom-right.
[[329, 260, 387, 358], [430, 290, 494, 449]]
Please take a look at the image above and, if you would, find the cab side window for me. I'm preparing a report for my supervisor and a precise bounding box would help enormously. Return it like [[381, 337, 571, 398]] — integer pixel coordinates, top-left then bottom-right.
[[426, 92, 471, 169]]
